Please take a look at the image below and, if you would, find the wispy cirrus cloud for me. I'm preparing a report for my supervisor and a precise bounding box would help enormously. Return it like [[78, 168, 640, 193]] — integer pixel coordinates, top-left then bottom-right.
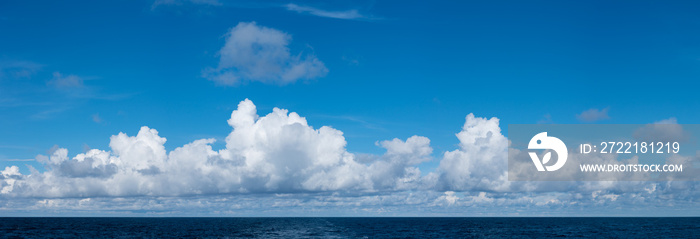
[[576, 107, 610, 122], [0, 60, 42, 80], [149, 1, 378, 20], [537, 113, 554, 124], [92, 113, 103, 123], [0, 60, 133, 120], [151, 0, 221, 9], [285, 3, 369, 20], [47, 72, 85, 90]]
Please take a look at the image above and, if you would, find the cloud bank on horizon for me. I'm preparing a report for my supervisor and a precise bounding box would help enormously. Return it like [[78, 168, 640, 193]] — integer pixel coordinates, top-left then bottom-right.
[[1, 99, 696, 216], [2, 2, 700, 216]]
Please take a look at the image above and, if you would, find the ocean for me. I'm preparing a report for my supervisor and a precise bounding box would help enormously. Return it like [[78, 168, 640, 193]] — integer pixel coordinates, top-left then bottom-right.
[[0, 217, 697, 238]]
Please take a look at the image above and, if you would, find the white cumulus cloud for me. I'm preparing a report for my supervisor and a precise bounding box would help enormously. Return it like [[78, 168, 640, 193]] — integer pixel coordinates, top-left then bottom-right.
[[0, 100, 696, 215], [0, 99, 432, 198], [203, 22, 328, 85], [429, 113, 510, 192]]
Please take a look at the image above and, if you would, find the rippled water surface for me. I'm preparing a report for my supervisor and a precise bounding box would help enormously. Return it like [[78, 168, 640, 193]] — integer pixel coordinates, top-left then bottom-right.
[[0, 217, 698, 238]]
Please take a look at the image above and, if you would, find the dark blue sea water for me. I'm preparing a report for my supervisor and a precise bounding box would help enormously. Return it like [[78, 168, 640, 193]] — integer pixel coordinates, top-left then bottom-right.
[[0, 217, 697, 238]]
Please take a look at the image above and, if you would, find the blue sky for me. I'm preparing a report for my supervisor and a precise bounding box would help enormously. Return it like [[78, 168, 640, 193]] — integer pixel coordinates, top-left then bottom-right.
[[0, 0, 698, 216]]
